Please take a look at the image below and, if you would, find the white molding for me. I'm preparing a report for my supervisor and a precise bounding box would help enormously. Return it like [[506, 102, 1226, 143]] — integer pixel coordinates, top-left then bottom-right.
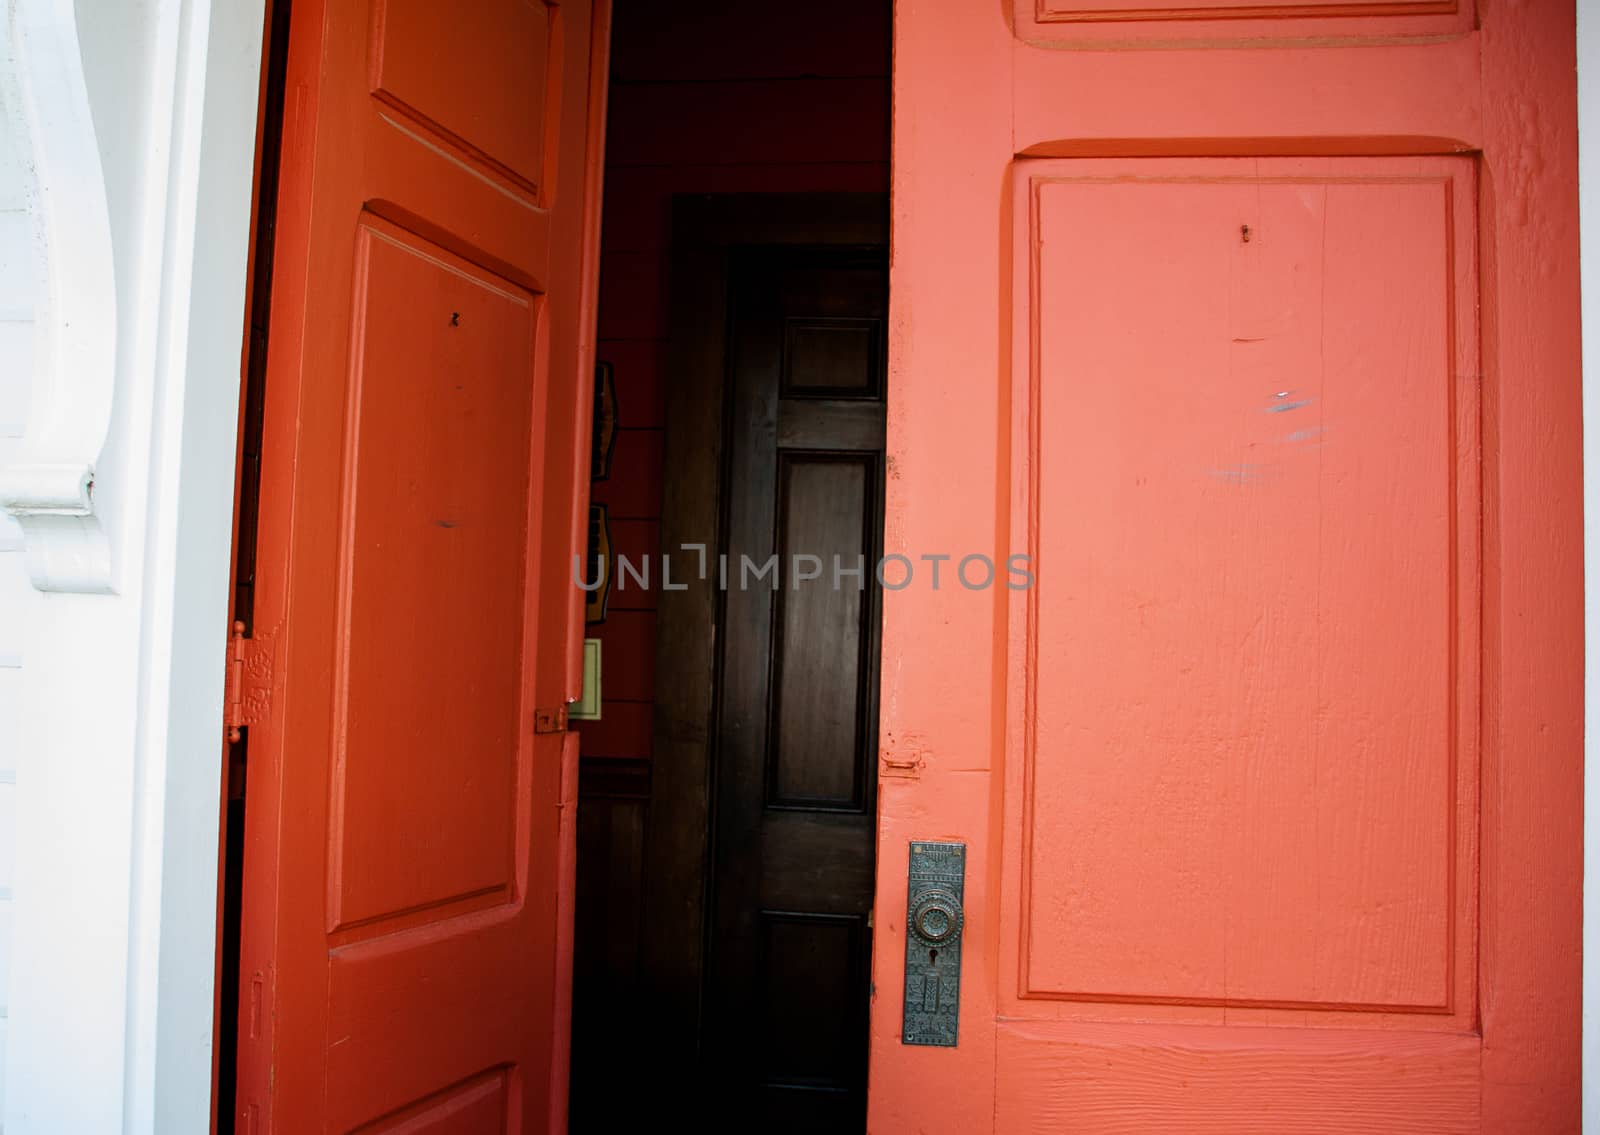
[[0, 0, 117, 594]]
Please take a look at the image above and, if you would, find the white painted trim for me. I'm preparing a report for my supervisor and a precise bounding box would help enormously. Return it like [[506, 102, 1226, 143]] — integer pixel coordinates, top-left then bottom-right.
[[125, 0, 265, 1124], [0, 0, 117, 593], [1, 0, 265, 1129]]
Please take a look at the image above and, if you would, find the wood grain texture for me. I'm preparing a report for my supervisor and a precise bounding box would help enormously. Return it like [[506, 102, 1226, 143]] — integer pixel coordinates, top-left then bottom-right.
[[707, 242, 886, 1128], [1476, 0, 1584, 1129], [768, 454, 874, 808], [1011, 37, 1480, 156], [618, 198, 887, 1127], [994, 1020, 1479, 1134], [1010, 161, 1478, 1017], [880, 0, 1578, 1130], [870, 3, 1016, 1132]]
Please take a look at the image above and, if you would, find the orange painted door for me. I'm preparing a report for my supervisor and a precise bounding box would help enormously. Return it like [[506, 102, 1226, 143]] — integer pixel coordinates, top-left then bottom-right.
[[878, 3, 1579, 1133], [234, 1, 608, 1131]]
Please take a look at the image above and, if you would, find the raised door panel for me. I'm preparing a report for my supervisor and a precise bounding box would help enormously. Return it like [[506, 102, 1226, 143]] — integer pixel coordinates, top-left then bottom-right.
[[344, 1070, 511, 1135], [993, 1021, 1480, 1132], [1006, 156, 1478, 1029], [370, 0, 555, 196], [1014, 0, 1469, 43], [329, 218, 537, 936], [758, 911, 869, 1090], [770, 453, 875, 809]]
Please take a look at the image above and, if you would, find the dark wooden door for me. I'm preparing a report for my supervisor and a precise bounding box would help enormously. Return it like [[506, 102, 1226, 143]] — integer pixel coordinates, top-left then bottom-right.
[[708, 248, 887, 1127]]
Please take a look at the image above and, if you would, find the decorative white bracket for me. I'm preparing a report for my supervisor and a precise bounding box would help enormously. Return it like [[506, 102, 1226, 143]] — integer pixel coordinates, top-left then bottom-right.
[[0, 0, 116, 593]]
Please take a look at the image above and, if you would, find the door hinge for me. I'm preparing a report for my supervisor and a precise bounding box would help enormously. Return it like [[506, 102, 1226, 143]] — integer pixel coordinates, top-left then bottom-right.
[[533, 704, 569, 734], [225, 620, 276, 742]]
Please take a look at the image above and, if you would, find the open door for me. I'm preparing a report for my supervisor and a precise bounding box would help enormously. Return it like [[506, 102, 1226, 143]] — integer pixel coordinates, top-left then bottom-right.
[[234, 0, 608, 1130], [877, 3, 1579, 1132]]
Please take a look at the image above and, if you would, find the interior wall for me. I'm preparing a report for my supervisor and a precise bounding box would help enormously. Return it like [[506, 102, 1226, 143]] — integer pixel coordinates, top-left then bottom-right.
[[570, 1, 888, 1123]]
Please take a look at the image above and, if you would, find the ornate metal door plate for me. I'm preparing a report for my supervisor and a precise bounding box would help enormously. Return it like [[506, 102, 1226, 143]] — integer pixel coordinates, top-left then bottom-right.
[[902, 840, 965, 1046]]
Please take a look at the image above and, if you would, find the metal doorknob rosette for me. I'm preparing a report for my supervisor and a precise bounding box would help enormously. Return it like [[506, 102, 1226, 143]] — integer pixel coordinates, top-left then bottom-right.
[[910, 888, 963, 946]]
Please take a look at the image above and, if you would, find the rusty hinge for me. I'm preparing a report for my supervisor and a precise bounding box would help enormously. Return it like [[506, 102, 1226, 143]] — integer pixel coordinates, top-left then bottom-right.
[[533, 704, 569, 734], [225, 620, 276, 742]]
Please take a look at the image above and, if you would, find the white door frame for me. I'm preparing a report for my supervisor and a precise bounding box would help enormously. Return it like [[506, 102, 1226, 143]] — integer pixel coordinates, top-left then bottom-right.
[[0, 0, 265, 1129]]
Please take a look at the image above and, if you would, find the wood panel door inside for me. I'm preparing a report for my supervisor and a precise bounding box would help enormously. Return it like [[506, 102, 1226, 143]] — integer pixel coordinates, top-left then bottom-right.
[[708, 248, 888, 1130]]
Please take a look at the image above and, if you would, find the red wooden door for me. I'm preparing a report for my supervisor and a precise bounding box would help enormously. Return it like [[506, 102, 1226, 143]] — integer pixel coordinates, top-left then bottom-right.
[[877, 3, 1579, 1133], [234, 1, 608, 1130]]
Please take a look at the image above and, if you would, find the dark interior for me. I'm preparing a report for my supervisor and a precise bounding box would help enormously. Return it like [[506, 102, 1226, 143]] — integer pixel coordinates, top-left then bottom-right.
[[570, 4, 892, 1130]]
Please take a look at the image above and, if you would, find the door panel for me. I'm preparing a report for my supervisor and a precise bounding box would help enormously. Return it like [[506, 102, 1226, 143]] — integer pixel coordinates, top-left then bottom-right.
[[369, 0, 553, 192], [770, 453, 874, 807], [710, 249, 886, 1128], [1015, 0, 1472, 43], [1010, 159, 1477, 1020], [993, 1022, 1481, 1133], [237, 0, 607, 1130], [330, 218, 533, 936], [880, 2, 1578, 1132]]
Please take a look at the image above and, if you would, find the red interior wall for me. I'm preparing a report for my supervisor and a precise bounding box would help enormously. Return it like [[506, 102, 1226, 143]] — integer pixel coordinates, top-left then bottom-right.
[[576, 2, 890, 762]]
